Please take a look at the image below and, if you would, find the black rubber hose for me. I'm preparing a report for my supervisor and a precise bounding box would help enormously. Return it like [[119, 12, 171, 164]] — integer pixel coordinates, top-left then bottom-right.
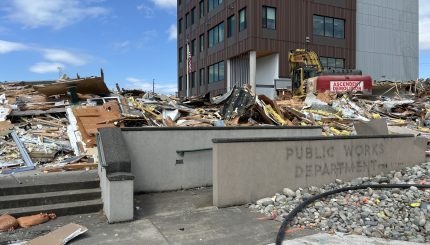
[[275, 184, 430, 245]]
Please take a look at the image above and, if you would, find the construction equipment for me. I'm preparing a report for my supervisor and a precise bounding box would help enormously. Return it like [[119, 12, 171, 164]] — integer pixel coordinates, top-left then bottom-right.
[[288, 49, 372, 96]]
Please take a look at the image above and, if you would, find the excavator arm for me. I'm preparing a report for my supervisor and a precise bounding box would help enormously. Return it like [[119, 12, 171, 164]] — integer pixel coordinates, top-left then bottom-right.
[[288, 49, 323, 73]]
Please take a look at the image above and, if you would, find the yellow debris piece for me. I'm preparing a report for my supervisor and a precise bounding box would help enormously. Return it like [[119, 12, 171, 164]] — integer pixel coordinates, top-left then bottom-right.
[[372, 113, 381, 119], [410, 202, 421, 207]]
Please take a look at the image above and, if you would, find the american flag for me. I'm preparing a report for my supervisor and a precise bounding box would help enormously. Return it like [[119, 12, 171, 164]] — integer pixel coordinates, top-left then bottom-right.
[[187, 43, 192, 73]]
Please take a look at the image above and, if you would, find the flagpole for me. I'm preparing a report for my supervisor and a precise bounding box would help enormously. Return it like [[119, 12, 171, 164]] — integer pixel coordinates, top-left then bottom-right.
[[186, 41, 190, 98]]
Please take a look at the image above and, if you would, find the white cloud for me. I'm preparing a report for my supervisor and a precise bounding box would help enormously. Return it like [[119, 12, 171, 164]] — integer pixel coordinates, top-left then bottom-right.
[[112, 40, 131, 52], [167, 24, 177, 41], [42, 49, 88, 66], [135, 30, 158, 49], [29, 62, 65, 74], [137, 4, 155, 18], [126, 77, 177, 94], [420, 0, 430, 50], [151, 0, 177, 9], [5, 0, 109, 30], [0, 40, 28, 53], [0, 39, 90, 74]]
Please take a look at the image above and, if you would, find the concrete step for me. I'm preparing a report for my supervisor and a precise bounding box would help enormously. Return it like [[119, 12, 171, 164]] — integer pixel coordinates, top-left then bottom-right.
[[0, 180, 100, 196], [0, 188, 101, 209], [0, 199, 103, 218]]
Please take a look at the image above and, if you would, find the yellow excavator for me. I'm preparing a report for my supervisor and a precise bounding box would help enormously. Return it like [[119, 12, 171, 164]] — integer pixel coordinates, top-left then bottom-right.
[[288, 49, 372, 96], [288, 49, 322, 95]]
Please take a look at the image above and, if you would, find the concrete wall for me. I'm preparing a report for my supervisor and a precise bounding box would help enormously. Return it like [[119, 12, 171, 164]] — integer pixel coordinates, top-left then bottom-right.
[[213, 135, 427, 207], [121, 127, 322, 192], [256, 53, 279, 99], [356, 0, 419, 81]]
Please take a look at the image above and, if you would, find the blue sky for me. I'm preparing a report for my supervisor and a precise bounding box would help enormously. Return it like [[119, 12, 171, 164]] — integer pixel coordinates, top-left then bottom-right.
[[0, 0, 429, 94], [0, 0, 178, 93]]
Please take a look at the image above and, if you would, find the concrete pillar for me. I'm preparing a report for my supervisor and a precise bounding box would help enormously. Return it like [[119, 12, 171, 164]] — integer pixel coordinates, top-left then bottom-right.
[[226, 59, 231, 91], [101, 171, 134, 223], [249, 51, 256, 93]]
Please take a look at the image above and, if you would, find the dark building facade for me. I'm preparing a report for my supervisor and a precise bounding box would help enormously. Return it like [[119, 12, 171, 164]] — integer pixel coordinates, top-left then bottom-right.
[[177, 0, 357, 98]]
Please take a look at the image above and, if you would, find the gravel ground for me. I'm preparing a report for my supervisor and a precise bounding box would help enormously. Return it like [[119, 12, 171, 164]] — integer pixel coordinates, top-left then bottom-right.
[[249, 162, 430, 243]]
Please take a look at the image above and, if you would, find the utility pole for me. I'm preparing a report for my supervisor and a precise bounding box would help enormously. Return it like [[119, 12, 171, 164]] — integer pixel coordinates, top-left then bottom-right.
[[152, 79, 155, 94]]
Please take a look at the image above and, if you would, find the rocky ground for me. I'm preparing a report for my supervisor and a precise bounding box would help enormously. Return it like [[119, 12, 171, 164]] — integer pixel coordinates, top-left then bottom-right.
[[249, 162, 430, 243]]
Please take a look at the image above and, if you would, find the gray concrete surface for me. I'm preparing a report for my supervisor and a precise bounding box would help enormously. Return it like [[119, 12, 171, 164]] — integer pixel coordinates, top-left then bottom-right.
[[0, 188, 288, 245], [121, 127, 322, 192], [1, 188, 422, 244], [213, 135, 427, 207]]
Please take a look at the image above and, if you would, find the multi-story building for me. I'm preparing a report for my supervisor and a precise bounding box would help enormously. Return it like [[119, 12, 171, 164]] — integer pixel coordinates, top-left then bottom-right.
[[177, 0, 418, 98]]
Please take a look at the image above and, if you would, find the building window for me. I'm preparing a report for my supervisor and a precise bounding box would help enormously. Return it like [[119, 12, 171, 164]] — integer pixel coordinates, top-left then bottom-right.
[[178, 0, 182, 5], [208, 61, 225, 83], [208, 22, 224, 48], [186, 12, 190, 28], [334, 19, 345, 38], [262, 6, 276, 30], [313, 15, 345, 39], [208, 0, 223, 12], [191, 39, 196, 56], [199, 0, 204, 18], [320, 57, 345, 69], [200, 68, 205, 85], [227, 15, 235, 37], [191, 72, 196, 88], [200, 34, 204, 52], [239, 8, 247, 32], [178, 47, 183, 63], [178, 18, 183, 34], [178, 76, 183, 91], [191, 7, 196, 25]]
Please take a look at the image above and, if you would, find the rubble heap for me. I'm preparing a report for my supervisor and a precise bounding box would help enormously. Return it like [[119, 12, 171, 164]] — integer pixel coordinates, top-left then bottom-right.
[[2, 73, 430, 173]]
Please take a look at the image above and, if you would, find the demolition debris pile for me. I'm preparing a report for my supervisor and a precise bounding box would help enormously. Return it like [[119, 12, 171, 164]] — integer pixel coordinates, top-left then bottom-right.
[[250, 162, 430, 243], [1, 73, 430, 173]]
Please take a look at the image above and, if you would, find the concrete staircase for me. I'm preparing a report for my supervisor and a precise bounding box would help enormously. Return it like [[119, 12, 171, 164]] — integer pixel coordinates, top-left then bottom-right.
[[0, 170, 102, 217]]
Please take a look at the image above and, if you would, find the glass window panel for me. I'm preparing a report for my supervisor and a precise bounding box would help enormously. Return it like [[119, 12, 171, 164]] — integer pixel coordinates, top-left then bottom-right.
[[209, 65, 214, 83], [214, 63, 219, 82], [267, 7, 276, 20], [268, 7, 276, 29], [208, 0, 214, 11], [219, 62, 225, 81], [214, 26, 219, 44], [228, 15, 235, 37], [200, 35, 204, 52], [328, 58, 336, 68], [191, 8, 195, 25], [336, 59, 344, 69], [219, 22, 224, 43], [239, 8, 246, 31], [208, 30, 213, 47], [320, 57, 327, 68], [324, 17, 334, 37], [313, 15, 324, 36], [200, 0, 204, 18], [334, 19, 345, 39], [191, 39, 196, 56]]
